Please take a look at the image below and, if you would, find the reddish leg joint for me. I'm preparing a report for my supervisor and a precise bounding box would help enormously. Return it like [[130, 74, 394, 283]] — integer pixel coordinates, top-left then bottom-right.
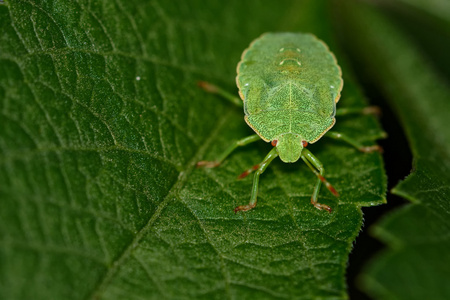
[[196, 161, 220, 168], [197, 81, 218, 93], [234, 203, 256, 213], [362, 106, 382, 116], [238, 164, 259, 179], [318, 174, 339, 197], [311, 197, 332, 213], [359, 145, 383, 153]]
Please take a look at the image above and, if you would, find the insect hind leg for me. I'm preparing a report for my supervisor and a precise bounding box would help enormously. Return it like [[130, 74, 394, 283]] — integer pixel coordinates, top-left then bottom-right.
[[325, 131, 383, 153]]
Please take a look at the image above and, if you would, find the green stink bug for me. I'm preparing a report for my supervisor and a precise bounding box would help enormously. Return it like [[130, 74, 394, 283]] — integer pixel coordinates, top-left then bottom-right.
[[198, 32, 381, 213]]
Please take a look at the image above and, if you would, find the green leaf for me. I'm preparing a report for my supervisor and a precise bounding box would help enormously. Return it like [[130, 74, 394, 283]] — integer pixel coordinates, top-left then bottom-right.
[[369, 0, 450, 80], [337, 1, 450, 299], [384, 0, 450, 23], [0, 0, 385, 299]]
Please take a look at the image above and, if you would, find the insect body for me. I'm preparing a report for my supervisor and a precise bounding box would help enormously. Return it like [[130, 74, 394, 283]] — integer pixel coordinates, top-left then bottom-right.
[[237, 33, 342, 163], [198, 33, 380, 213]]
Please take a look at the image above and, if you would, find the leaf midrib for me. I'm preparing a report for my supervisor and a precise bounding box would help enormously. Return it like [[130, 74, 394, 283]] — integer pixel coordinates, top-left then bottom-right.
[[88, 109, 235, 299]]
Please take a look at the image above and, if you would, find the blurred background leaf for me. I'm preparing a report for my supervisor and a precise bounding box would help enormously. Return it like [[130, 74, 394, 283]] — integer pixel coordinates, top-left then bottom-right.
[[335, 0, 450, 299]]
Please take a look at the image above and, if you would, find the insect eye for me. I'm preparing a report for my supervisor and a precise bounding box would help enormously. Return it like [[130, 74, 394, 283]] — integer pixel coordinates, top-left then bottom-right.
[[271, 140, 278, 146]]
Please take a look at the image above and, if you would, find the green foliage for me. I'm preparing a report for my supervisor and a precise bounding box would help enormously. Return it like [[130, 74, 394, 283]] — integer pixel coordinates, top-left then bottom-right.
[[0, 1, 386, 299], [337, 1, 450, 299]]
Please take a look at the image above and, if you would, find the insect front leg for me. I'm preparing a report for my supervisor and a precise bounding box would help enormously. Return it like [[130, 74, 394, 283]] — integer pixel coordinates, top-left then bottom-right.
[[198, 81, 243, 107], [197, 134, 260, 168], [234, 147, 278, 213], [301, 148, 339, 212], [325, 131, 382, 153]]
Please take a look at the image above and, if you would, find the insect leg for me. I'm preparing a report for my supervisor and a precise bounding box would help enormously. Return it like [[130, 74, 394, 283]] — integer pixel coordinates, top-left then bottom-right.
[[197, 134, 260, 168], [301, 148, 339, 212], [234, 147, 278, 213], [325, 131, 383, 153], [198, 81, 243, 107], [335, 106, 381, 116]]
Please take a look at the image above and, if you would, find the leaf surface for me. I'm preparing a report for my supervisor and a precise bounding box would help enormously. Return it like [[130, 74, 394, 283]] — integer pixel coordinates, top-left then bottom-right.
[[0, 1, 385, 299]]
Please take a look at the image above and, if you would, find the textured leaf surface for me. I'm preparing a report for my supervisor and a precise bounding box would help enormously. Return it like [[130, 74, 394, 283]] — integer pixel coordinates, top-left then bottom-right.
[[0, 1, 385, 299], [337, 2, 450, 299]]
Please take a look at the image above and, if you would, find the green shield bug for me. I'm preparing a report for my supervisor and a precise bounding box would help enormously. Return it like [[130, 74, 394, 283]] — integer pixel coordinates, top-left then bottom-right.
[[198, 32, 381, 213]]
